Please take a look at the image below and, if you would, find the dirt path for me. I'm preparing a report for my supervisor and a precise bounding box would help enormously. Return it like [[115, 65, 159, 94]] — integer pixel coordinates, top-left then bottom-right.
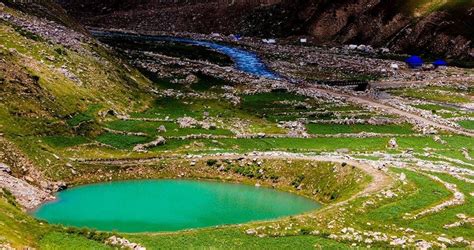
[[78, 153, 393, 207], [305, 85, 474, 137], [250, 155, 393, 207], [353, 95, 474, 137]]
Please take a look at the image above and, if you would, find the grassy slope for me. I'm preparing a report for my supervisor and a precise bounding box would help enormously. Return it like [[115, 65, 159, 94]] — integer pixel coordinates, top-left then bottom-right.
[[30, 134, 473, 167], [306, 123, 415, 134], [127, 228, 348, 249], [458, 120, 474, 130], [0, 190, 111, 249], [0, 9, 153, 131], [0, 4, 157, 176], [389, 86, 472, 104], [411, 172, 474, 238], [0, 4, 154, 246]]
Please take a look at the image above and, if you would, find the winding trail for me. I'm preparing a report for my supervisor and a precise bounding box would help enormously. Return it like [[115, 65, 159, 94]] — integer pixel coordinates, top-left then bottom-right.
[[349, 95, 474, 137], [302, 84, 474, 137]]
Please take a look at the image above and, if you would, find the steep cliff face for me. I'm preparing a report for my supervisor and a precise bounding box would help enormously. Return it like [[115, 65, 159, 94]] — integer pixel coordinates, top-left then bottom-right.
[[297, 0, 473, 60], [57, 0, 473, 60]]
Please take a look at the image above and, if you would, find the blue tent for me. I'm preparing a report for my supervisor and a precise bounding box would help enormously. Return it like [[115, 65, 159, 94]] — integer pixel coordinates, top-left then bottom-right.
[[433, 59, 447, 68], [230, 34, 242, 41], [405, 55, 424, 68]]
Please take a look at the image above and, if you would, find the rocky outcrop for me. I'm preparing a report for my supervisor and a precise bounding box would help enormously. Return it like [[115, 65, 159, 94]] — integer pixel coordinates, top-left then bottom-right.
[[0, 163, 11, 174], [0, 137, 61, 209], [106, 236, 146, 250], [301, 1, 472, 60], [0, 172, 54, 210], [0, 137, 45, 187]]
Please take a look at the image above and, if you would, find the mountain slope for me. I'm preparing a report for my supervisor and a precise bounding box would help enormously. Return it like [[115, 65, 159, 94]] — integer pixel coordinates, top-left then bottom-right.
[[0, 0, 155, 183], [0, 2, 161, 247], [58, 0, 473, 60]]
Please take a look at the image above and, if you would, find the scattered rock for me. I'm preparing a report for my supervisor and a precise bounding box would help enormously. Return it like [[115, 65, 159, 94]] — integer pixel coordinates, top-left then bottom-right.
[[0, 163, 11, 174], [387, 138, 398, 149], [184, 74, 199, 84], [415, 240, 432, 249], [348, 44, 358, 50], [433, 135, 447, 144], [0, 243, 14, 250], [336, 148, 350, 154], [106, 236, 146, 250], [437, 236, 452, 245], [0, 172, 54, 209], [158, 125, 167, 133], [177, 117, 198, 128], [381, 190, 397, 198], [457, 213, 467, 219], [461, 148, 472, 160], [390, 237, 406, 246], [133, 136, 166, 152], [201, 121, 217, 130], [399, 172, 407, 182], [246, 229, 257, 235], [24, 176, 34, 183]]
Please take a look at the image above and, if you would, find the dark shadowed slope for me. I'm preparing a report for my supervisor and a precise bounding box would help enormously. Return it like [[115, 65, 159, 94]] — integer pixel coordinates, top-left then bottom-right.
[[57, 0, 473, 61]]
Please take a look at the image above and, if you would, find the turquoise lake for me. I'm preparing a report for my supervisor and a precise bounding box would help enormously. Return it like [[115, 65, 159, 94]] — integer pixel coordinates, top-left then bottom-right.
[[33, 180, 320, 233]]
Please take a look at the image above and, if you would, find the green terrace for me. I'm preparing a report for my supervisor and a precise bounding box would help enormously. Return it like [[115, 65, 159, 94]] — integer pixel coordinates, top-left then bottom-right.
[[306, 123, 415, 135], [32, 134, 473, 159], [458, 120, 474, 131], [389, 86, 473, 104]]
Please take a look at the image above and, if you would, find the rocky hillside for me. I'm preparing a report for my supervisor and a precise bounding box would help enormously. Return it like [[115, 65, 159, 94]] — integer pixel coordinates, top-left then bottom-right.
[[0, 0, 154, 182], [58, 0, 473, 61]]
